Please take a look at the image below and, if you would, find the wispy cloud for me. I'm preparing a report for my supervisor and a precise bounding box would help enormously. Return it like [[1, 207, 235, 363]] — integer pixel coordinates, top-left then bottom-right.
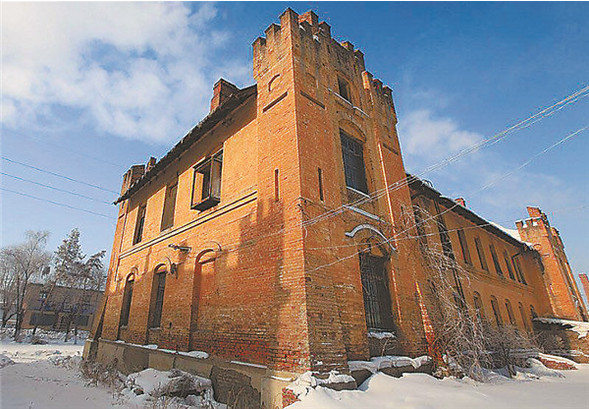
[[399, 108, 483, 161], [2, 3, 250, 144]]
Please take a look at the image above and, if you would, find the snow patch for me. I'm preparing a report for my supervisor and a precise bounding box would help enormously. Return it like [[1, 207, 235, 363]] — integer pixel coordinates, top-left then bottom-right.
[[349, 355, 431, 373], [0, 353, 15, 368], [536, 317, 589, 338], [368, 330, 396, 340]]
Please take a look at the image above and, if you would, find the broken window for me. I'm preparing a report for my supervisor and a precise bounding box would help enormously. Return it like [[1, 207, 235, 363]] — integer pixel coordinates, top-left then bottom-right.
[[457, 229, 472, 265], [341, 131, 368, 194], [337, 77, 352, 103], [133, 204, 147, 245], [192, 150, 223, 211], [359, 253, 394, 331], [160, 179, 178, 231]]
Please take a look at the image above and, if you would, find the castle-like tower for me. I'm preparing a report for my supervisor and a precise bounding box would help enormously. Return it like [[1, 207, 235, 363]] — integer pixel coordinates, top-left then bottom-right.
[[517, 207, 588, 321], [86, 9, 586, 408]]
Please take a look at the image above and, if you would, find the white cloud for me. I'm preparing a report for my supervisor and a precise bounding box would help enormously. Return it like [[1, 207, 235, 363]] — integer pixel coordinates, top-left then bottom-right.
[[399, 109, 482, 160], [1, 3, 250, 143]]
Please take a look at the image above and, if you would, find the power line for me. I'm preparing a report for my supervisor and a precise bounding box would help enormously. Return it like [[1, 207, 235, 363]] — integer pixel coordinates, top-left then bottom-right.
[[0, 187, 116, 220], [1, 171, 112, 205], [1, 156, 119, 195]]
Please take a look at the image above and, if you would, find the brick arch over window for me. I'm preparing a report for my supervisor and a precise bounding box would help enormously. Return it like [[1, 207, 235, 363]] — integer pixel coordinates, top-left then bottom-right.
[[346, 224, 397, 332], [345, 223, 396, 256], [189, 242, 222, 346]]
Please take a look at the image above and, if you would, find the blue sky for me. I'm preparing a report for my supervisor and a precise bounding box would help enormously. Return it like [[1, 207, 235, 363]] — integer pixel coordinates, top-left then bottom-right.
[[1, 2, 588, 295]]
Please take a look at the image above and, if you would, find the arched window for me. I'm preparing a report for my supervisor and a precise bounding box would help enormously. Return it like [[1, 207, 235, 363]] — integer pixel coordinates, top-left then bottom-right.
[[518, 302, 530, 331], [119, 274, 135, 328], [504, 299, 516, 325], [473, 291, 484, 322], [490, 296, 503, 327], [149, 266, 167, 329]]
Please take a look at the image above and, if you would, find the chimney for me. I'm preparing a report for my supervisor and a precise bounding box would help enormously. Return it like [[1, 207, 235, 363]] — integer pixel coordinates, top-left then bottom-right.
[[146, 157, 157, 172], [210, 79, 239, 112], [455, 197, 466, 207]]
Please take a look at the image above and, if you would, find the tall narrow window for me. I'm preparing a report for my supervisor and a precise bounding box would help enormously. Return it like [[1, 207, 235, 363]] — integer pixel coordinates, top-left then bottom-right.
[[133, 204, 147, 245], [434, 201, 454, 259], [119, 275, 134, 328], [518, 302, 530, 331], [150, 268, 166, 329], [530, 305, 537, 321], [473, 291, 484, 322], [490, 296, 503, 326], [474, 237, 488, 271], [503, 251, 515, 280], [489, 244, 503, 277], [359, 253, 394, 331], [340, 131, 368, 194], [192, 150, 223, 211], [337, 77, 352, 103], [318, 168, 324, 202], [413, 206, 428, 249], [457, 230, 472, 265], [274, 169, 280, 201], [505, 299, 516, 325], [160, 179, 178, 231], [514, 257, 527, 284]]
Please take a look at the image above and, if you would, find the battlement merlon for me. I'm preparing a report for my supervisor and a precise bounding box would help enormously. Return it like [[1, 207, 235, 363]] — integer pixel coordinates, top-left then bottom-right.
[[253, 9, 396, 113]]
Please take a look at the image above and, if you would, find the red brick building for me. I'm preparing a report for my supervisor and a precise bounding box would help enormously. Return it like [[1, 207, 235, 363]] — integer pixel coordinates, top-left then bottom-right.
[[86, 9, 587, 408]]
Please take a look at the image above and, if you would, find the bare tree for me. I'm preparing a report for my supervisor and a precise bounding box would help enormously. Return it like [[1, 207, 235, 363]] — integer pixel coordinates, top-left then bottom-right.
[[404, 205, 537, 381], [0, 231, 51, 340]]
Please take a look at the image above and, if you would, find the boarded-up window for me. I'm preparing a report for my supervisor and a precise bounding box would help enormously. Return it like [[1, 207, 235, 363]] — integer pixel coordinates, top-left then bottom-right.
[[133, 204, 147, 245], [457, 229, 472, 265], [473, 291, 484, 322], [519, 302, 530, 331], [160, 180, 178, 231], [341, 131, 368, 194], [474, 237, 488, 271]]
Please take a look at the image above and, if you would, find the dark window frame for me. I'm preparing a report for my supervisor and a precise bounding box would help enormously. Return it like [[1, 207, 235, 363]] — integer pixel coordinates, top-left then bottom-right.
[[191, 150, 223, 211], [160, 179, 178, 231], [149, 269, 167, 329], [505, 299, 516, 325], [489, 244, 503, 277], [503, 251, 515, 280], [340, 131, 368, 194], [457, 229, 472, 265], [337, 77, 352, 104], [474, 237, 489, 271], [490, 296, 503, 326], [359, 252, 394, 331], [133, 204, 147, 245], [119, 276, 134, 328]]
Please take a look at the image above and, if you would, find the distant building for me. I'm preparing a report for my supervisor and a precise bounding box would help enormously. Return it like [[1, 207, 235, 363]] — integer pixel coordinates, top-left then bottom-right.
[[23, 283, 103, 331]]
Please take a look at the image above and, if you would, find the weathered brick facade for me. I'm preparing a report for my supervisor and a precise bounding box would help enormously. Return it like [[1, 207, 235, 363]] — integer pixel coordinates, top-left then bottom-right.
[[87, 8, 587, 408]]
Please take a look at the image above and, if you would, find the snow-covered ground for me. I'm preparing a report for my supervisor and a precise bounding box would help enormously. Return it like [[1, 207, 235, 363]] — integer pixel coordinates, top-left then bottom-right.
[[1, 333, 588, 409], [288, 363, 589, 409]]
